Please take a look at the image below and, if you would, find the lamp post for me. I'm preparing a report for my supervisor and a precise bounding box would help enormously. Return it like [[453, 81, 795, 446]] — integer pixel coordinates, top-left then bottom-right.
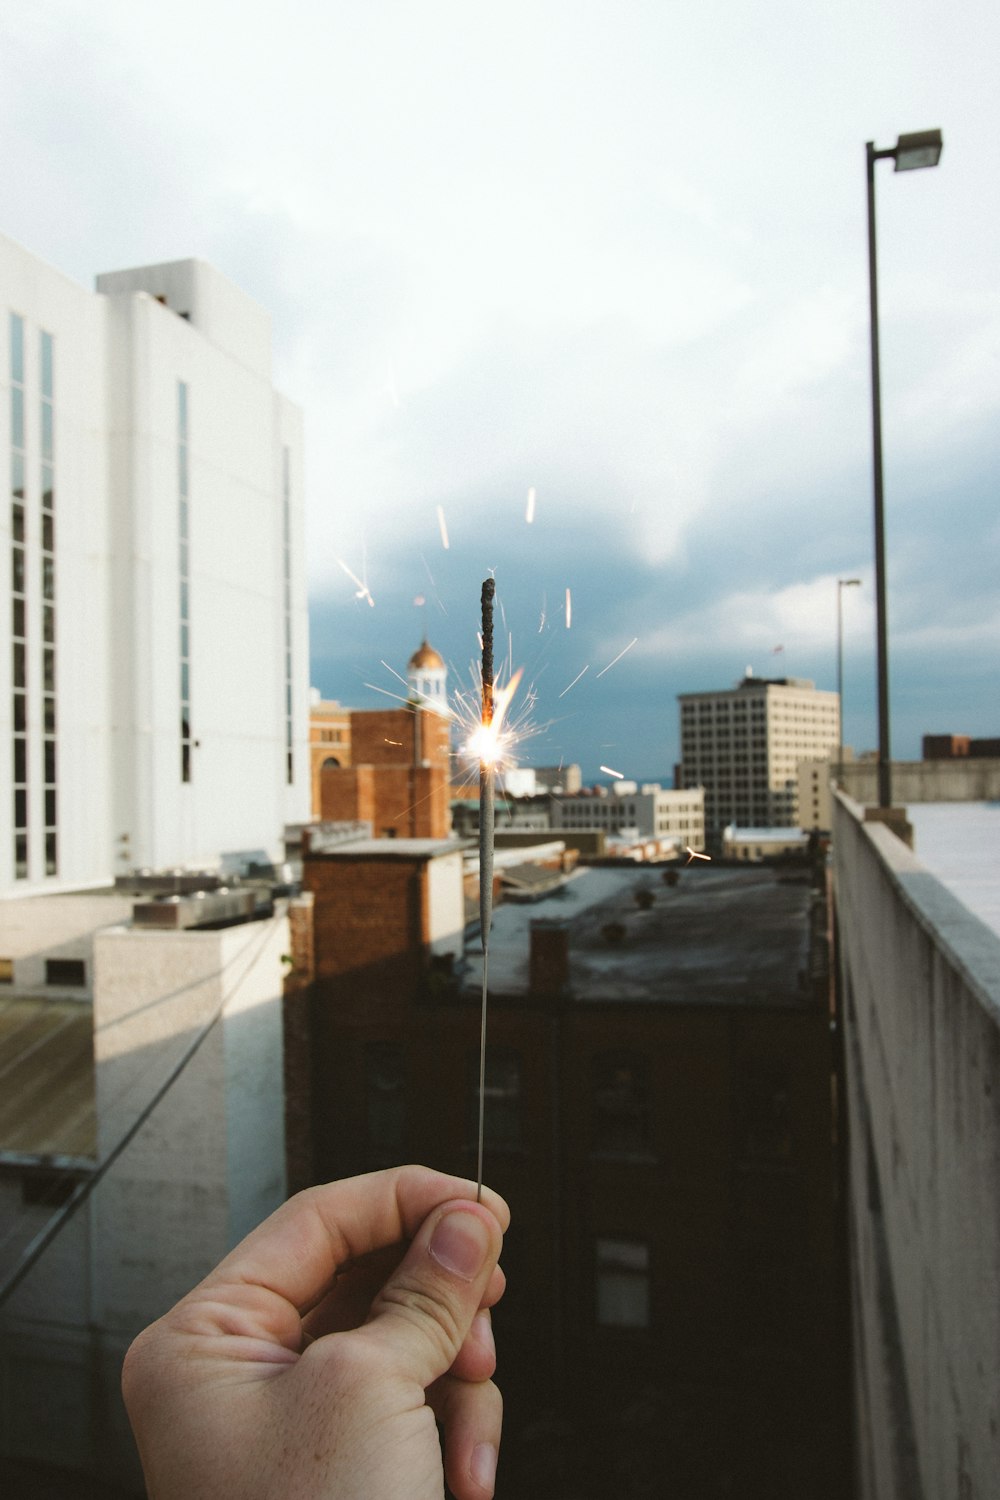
[[837, 578, 861, 782], [866, 128, 942, 808]]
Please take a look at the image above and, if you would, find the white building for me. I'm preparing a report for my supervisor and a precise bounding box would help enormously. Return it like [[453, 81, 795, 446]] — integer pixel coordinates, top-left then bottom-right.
[[2, 236, 310, 896], [0, 236, 309, 1487], [549, 782, 705, 848], [678, 675, 839, 840]]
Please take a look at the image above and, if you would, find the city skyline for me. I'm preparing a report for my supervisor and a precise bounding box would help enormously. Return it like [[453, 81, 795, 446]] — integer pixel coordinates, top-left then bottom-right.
[[2, 2, 997, 783]]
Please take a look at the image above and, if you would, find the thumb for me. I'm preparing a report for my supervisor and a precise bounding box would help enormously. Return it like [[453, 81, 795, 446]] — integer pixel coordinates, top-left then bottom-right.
[[361, 1199, 503, 1389]]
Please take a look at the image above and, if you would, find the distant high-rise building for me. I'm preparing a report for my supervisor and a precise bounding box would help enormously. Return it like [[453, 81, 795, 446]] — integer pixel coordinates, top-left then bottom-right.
[[1, 236, 310, 896], [678, 674, 839, 840]]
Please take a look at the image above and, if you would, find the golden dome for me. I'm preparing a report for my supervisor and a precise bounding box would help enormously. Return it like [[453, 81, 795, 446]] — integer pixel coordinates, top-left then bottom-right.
[[408, 639, 445, 672]]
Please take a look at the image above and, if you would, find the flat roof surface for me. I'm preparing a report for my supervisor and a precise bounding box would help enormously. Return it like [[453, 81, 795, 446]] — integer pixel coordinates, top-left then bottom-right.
[[0, 998, 95, 1161], [313, 838, 469, 860], [906, 802, 1000, 941], [465, 864, 813, 1005]]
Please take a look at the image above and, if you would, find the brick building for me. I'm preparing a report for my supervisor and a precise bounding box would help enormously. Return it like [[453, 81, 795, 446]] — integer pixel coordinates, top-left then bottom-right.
[[316, 638, 453, 838], [295, 849, 849, 1498]]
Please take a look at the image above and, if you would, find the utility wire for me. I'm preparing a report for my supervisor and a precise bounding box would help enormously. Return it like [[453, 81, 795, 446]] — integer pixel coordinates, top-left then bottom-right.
[[0, 907, 283, 1308]]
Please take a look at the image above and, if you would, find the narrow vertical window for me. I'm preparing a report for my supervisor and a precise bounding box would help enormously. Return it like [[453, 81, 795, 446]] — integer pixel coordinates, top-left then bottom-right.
[[469, 1047, 521, 1150], [40, 329, 57, 874], [178, 382, 192, 782], [10, 313, 28, 878], [282, 446, 293, 784], [595, 1239, 651, 1329], [364, 1042, 406, 1168]]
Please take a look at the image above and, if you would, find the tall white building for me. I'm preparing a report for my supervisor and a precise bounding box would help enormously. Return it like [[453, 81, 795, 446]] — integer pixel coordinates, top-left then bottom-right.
[[0, 237, 309, 1486], [678, 675, 839, 839], [2, 237, 310, 896]]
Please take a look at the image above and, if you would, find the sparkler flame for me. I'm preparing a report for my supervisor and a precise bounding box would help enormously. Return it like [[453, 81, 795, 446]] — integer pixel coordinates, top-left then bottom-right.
[[466, 668, 524, 767]]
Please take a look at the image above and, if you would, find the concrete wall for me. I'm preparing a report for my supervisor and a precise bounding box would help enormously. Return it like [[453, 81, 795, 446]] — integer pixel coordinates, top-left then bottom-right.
[[833, 793, 1000, 1500], [838, 757, 1000, 807], [0, 904, 289, 1489]]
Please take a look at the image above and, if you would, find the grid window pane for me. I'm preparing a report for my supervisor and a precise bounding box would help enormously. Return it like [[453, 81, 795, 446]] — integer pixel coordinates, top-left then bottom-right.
[[11, 387, 24, 448], [10, 312, 24, 382], [11, 450, 25, 501], [40, 331, 53, 398]]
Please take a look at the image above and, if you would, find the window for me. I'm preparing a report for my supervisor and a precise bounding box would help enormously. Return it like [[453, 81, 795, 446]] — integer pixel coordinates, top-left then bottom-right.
[[45, 957, 86, 987], [738, 1065, 792, 1161], [471, 1047, 521, 1149], [364, 1042, 406, 1167], [282, 447, 294, 783], [592, 1053, 650, 1156], [596, 1239, 650, 1329], [178, 382, 192, 781], [10, 313, 28, 878]]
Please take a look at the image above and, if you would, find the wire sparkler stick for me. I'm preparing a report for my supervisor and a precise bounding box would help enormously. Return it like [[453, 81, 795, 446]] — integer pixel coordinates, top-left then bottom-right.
[[477, 577, 496, 1202]]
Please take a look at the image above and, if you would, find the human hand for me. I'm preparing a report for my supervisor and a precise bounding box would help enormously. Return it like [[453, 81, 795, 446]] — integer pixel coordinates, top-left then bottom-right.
[[122, 1165, 509, 1500]]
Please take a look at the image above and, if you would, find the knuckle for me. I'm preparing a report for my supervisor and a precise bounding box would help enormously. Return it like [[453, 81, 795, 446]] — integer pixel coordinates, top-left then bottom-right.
[[376, 1274, 465, 1362]]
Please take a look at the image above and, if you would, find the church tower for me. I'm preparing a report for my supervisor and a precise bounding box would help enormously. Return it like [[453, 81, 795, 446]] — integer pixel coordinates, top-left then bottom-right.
[[407, 638, 448, 713]]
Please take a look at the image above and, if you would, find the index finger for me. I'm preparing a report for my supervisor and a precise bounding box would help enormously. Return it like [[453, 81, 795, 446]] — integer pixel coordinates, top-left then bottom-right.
[[200, 1165, 510, 1317]]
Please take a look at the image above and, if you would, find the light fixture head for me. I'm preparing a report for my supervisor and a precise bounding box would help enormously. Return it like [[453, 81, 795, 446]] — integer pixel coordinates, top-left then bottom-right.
[[894, 129, 943, 172]]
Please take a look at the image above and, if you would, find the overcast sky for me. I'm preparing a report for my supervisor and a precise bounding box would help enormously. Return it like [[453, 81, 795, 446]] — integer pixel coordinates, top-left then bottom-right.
[[3, 1, 997, 782]]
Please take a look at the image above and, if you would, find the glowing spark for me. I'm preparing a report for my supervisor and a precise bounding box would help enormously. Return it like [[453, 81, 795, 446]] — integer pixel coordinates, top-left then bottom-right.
[[337, 557, 375, 608], [685, 846, 711, 864], [558, 664, 590, 699], [601, 765, 625, 779], [596, 637, 639, 678], [526, 486, 536, 523], [379, 659, 410, 691], [565, 588, 572, 629], [466, 669, 524, 768], [436, 505, 450, 550]]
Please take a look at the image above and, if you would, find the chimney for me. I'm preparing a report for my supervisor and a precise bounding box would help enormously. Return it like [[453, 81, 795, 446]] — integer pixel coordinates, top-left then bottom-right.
[[530, 919, 569, 997]]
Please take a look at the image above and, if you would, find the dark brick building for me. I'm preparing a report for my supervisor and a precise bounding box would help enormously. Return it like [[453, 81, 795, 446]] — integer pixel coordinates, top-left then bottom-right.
[[295, 848, 850, 1498]]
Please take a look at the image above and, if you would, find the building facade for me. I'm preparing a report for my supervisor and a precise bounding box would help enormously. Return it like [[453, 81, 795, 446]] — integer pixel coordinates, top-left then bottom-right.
[[678, 675, 839, 842], [309, 693, 351, 816], [1, 237, 310, 896], [295, 851, 848, 1498], [549, 782, 705, 848]]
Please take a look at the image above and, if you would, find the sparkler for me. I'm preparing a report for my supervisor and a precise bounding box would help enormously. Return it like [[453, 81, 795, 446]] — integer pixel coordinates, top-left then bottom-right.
[[477, 577, 496, 1202]]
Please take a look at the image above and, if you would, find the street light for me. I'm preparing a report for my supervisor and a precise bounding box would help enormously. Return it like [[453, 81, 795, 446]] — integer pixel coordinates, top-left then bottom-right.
[[866, 127, 943, 808], [837, 578, 861, 781]]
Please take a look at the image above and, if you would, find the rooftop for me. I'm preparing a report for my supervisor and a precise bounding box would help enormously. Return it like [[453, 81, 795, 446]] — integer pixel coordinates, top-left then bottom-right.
[[0, 998, 95, 1163], [464, 864, 815, 1005], [906, 801, 1000, 941]]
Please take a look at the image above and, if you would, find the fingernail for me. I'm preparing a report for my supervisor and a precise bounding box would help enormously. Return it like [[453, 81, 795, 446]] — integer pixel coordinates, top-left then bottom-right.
[[471, 1442, 498, 1493], [429, 1209, 490, 1280]]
